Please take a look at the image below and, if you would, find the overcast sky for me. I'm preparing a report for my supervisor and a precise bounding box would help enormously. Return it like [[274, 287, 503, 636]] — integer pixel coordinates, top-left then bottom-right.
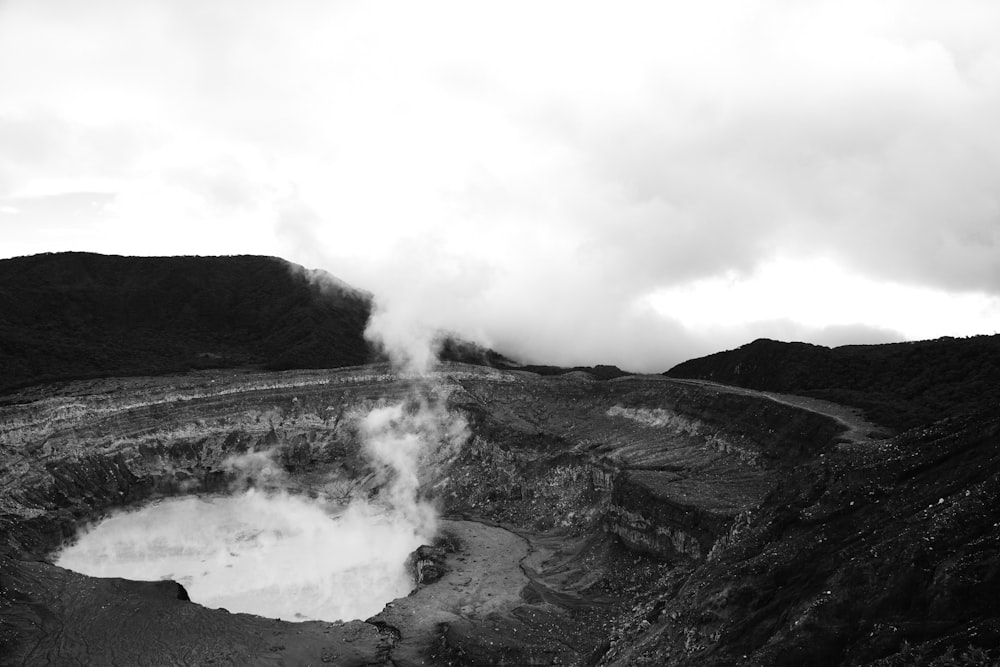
[[1, 0, 998, 371]]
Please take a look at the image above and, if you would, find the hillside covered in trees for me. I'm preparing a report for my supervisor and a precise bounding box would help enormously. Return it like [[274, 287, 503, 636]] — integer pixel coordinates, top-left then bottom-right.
[[666, 336, 1000, 430], [0, 252, 374, 392]]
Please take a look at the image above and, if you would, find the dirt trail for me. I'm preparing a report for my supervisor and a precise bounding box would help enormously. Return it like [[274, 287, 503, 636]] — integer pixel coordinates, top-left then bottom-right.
[[667, 377, 890, 444]]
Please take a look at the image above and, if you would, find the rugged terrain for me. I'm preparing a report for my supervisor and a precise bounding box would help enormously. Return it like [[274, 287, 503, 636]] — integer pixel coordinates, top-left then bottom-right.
[[1, 254, 998, 665], [1, 360, 997, 665]]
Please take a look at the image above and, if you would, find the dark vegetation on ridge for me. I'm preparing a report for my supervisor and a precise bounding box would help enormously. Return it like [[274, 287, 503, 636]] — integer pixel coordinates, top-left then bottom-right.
[[666, 336, 1000, 430], [0, 253, 373, 392], [495, 363, 631, 381], [0, 252, 617, 395], [0, 252, 520, 394]]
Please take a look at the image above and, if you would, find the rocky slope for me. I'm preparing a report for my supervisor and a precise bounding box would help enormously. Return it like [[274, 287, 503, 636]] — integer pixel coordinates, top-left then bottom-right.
[[666, 336, 1000, 430], [600, 410, 1000, 666], [3, 357, 994, 665]]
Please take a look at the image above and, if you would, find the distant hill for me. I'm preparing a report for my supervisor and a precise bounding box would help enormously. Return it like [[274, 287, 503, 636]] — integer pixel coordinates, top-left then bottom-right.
[[494, 363, 631, 381], [665, 336, 1000, 430], [0, 252, 528, 394], [0, 252, 374, 392]]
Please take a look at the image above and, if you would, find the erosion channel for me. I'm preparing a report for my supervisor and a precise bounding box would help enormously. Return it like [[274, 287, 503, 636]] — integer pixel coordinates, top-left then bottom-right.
[[1, 362, 862, 666]]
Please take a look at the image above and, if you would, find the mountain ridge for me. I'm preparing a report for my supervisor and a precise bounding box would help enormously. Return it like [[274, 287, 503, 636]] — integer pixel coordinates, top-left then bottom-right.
[[0, 252, 528, 393], [665, 335, 1000, 430], [0, 252, 375, 391]]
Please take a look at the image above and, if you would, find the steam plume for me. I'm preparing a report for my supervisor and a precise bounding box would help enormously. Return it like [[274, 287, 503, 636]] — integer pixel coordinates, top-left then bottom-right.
[[358, 395, 468, 540], [364, 296, 443, 375], [56, 300, 468, 623]]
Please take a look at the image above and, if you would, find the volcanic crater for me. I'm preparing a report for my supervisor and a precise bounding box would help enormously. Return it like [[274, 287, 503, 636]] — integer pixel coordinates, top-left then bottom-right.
[[2, 255, 999, 666], [0, 361, 902, 665]]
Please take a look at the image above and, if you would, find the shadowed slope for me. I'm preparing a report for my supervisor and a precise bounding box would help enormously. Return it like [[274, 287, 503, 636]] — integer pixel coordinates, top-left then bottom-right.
[[0, 252, 374, 392], [665, 336, 1000, 430], [0, 252, 521, 394]]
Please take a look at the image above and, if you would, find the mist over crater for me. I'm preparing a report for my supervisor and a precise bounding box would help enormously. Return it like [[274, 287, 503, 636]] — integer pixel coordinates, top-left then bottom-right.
[[56, 491, 424, 622]]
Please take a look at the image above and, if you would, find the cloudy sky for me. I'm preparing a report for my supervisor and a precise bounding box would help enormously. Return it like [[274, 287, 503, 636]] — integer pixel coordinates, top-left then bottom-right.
[[1, 0, 998, 371]]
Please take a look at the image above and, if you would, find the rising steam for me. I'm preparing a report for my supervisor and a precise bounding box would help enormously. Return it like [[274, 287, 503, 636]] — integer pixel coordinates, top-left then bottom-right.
[[365, 296, 443, 375], [55, 491, 424, 621], [56, 304, 468, 622], [359, 394, 469, 540]]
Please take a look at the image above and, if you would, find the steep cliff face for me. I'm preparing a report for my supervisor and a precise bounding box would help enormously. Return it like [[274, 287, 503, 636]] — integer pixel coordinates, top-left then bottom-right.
[[441, 373, 852, 563], [2, 361, 996, 665], [3, 366, 842, 561], [600, 412, 1000, 667], [0, 363, 859, 665]]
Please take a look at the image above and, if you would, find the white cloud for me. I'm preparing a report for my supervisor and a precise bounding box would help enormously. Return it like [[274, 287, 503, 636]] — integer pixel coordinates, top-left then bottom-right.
[[648, 257, 1000, 342], [1, 0, 999, 368]]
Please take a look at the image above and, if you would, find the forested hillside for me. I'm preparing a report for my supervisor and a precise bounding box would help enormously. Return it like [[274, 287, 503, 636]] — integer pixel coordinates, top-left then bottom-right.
[[0, 253, 373, 392], [666, 336, 1000, 429]]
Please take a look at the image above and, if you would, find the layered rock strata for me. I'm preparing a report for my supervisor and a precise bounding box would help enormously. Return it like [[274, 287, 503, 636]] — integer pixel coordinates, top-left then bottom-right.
[[0, 363, 856, 665]]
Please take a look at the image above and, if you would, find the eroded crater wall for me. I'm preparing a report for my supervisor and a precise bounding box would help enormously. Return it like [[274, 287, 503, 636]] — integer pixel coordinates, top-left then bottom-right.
[[0, 364, 853, 665]]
